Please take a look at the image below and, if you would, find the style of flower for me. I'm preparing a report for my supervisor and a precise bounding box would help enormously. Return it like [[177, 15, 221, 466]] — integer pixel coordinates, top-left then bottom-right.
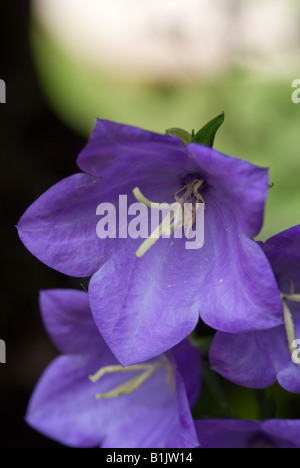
[[26, 289, 201, 448], [195, 419, 300, 448], [17, 119, 282, 365], [210, 225, 300, 393]]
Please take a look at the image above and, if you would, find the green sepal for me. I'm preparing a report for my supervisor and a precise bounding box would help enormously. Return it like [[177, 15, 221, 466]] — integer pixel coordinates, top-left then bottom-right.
[[191, 112, 225, 147], [165, 128, 192, 144]]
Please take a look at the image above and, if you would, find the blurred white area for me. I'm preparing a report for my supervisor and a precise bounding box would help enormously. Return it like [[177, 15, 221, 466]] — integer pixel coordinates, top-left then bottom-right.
[[234, 0, 300, 74], [32, 0, 300, 82]]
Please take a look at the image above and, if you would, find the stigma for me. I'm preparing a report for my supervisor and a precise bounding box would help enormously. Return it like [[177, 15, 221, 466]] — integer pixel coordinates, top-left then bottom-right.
[[133, 178, 206, 258], [89, 357, 174, 400]]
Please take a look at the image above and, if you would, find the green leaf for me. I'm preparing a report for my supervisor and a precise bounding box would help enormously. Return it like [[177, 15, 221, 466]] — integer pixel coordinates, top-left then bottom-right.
[[191, 112, 225, 147]]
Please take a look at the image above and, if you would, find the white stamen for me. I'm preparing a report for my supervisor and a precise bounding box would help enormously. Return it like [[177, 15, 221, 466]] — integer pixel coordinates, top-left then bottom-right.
[[133, 181, 205, 257], [132, 188, 161, 209], [282, 293, 300, 303], [89, 359, 174, 400], [89, 364, 155, 383], [283, 299, 300, 365], [95, 367, 157, 399]]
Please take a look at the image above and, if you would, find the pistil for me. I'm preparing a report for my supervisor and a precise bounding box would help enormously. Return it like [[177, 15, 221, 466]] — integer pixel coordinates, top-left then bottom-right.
[[133, 179, 206, 257]]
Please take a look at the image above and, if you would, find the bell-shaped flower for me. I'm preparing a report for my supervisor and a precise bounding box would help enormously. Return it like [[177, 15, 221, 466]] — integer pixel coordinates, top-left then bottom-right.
[[18, 120, 282, 365], [26, 289, 201, 448]]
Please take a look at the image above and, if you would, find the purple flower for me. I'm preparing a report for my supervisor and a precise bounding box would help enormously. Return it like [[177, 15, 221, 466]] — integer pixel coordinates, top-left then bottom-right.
[[26, 289, 201, 448], [17, 119, 282, 365], [195, 419, 300, 448], [210, 225, 300, 393]]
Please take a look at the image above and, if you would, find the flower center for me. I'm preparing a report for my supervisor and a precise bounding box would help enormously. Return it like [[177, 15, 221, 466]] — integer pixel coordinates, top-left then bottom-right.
[[133, 177, 206, 257], [280, 279, 300, 365], [89, 356, 174, 399]]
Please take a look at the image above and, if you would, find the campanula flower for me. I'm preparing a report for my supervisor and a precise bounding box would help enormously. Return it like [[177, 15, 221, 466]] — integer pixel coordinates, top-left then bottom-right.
[[26, 289, 201, 448], [17, 120, 282, 365], [195, 419, 300, 448], [210, 225, 300, 393]]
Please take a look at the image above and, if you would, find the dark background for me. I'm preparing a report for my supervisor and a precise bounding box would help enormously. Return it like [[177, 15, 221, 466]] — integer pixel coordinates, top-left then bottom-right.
[[0, 1, 86, 447]]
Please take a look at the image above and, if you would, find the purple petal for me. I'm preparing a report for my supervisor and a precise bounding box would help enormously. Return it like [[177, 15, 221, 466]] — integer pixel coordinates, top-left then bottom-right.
[[210, 316, 300, 393], [89, 241, 201, 366], [77, 119, 191, 184], [209, 330, 278, 389], [17, 172, 182, 278], [197, 195, 283, 332], [39, 289, 101, 354], [263, 225, 300, 293], [264, 225, 300, 261], [163, 371, 199, 448], [275, 314, 300, 393], [26, 352, 115, 448], [277, 366, 300, 394], [171, 339, 202, 408], [262, 420, 300, 448], [17, 173, 116, 277], [195, 419, 260, 448], [187, 143, 269, 238]]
